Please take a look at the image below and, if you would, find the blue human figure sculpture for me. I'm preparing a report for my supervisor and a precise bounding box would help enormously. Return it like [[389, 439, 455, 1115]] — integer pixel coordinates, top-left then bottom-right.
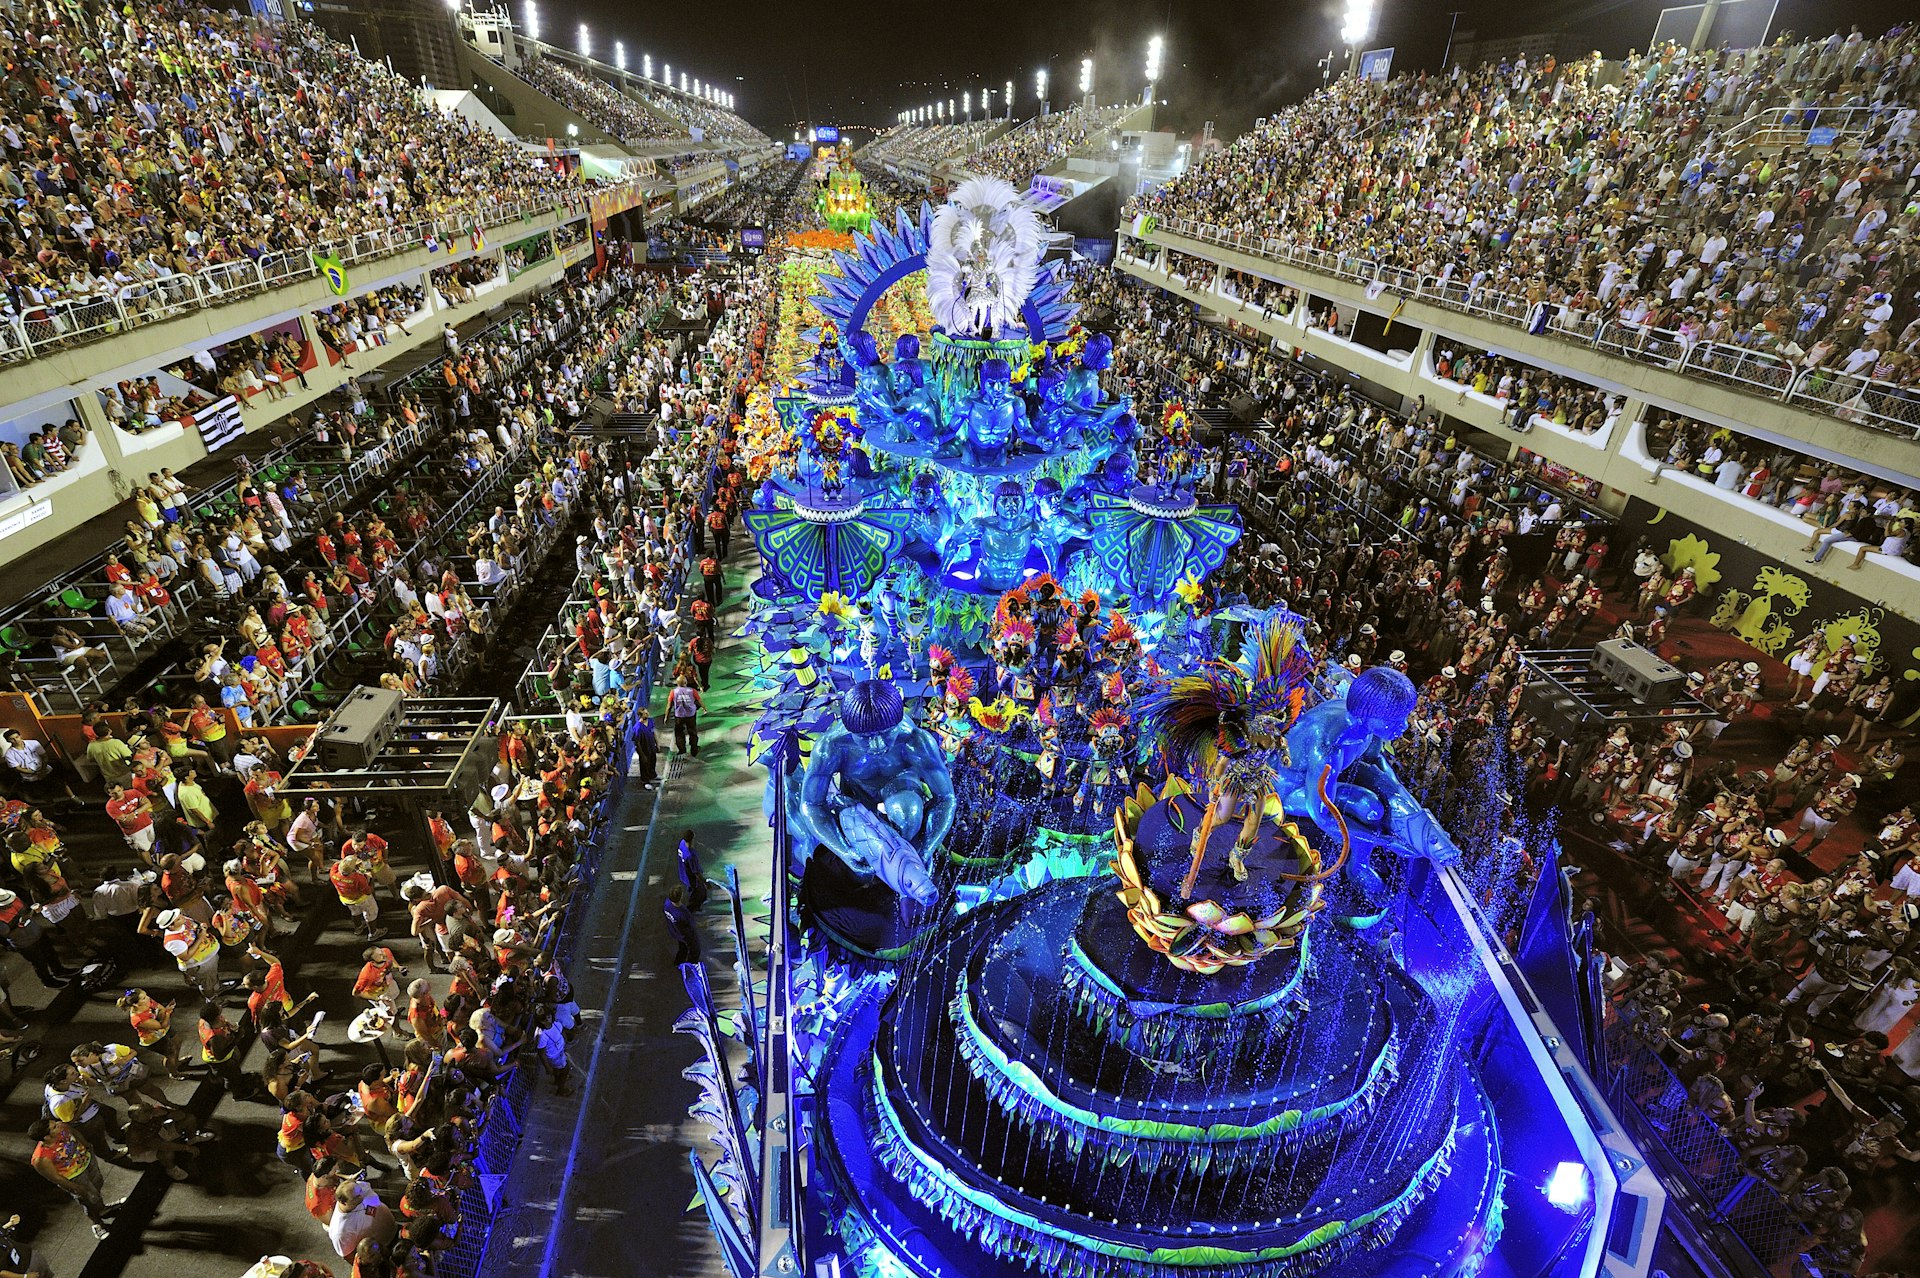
[[1032, 477, 1090, 561], [1063, 333, 1127, 443], [946, 480, 1042, 592], [906, 473, 956, 563], [1033, 361, 1080, 447], [1275, 666, 1460, 900], [953, 358, 1030, 468], [890, 335, 945, 447], [850, 332, 906, 443], [792, 679, 955, 906]]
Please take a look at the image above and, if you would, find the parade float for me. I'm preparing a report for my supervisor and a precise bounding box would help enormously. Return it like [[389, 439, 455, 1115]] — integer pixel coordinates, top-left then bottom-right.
[[677, 178, 1656, 1278], [817, 166, 875, 236]]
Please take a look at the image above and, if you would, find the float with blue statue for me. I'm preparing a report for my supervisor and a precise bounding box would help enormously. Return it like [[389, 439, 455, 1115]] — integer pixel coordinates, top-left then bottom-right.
[[684, 178, 1653, 1278]]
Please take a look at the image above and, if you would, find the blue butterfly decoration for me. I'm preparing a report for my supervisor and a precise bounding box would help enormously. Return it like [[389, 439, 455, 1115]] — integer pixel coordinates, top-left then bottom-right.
[[1084, 492, 1243, 608]]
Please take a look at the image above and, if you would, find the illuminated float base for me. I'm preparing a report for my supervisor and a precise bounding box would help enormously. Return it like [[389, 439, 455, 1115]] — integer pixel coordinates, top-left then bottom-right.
[[816, 798, 1505, 1278], [819, 884, 1503, 1278]]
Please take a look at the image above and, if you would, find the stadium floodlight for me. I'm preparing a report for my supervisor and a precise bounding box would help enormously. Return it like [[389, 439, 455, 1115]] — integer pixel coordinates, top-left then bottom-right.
[[962, 90, 970, 118], [948, 97, 955, 118], [642, 53, 652, 80], [576, 23, 588, 57], [1079, 57, 1093, 96], [614, 40, 625, 71], [937, 100, 945, 120], [522, 0, 538, 41], [694, 77, 701, 98], [1036, 67, 1048, 102], [1146, 35, 1163, 83], [445, 0, 459, 13], [680, 72, 689, 92], [809, 127, 817, 143], [1341, 0, 1377, 47]]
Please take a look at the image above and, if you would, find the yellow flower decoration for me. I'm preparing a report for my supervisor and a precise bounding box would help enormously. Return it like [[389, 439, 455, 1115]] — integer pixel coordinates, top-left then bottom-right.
[[1173, 576, 1204, 606], [817, 592, 854, 621], [1661, 533, 1722, 592]]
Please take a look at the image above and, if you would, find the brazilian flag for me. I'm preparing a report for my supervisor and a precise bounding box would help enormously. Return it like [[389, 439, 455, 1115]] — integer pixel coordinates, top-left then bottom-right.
[[313, 250, 349, 296]]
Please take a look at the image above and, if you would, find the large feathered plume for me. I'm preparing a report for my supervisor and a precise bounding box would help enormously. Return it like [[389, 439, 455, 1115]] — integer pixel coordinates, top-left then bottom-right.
[[925, 176, 1045, 337], [1136, 613, 1312, 776]]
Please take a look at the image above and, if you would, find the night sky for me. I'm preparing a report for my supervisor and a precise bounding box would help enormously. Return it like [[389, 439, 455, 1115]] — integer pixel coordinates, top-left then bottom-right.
[[563, 0, 1915, 141]]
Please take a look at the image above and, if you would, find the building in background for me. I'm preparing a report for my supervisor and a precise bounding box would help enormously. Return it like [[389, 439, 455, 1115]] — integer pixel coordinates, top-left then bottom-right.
[[306, 0, 463, 87], [1445, 30, 1579, 70]]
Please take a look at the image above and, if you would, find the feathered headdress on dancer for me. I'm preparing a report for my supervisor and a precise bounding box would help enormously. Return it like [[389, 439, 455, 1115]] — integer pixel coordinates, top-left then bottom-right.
[[1136, 613, 1311, 775], [944, 667, 977, 703]]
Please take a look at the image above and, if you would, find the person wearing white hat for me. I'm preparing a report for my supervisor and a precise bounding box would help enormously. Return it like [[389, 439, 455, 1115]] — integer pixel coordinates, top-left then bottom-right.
[[140, 908, 221, 999], [1793, 771, 1860, 852], [1724, 852, 1790, 934], [1643, 742, 1690, 803], [0, 886, 85, 987]]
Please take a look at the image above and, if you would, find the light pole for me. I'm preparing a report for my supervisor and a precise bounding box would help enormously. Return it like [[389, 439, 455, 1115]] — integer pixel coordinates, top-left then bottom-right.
[[1144, 35, 1162, 106], [1079, 57, 1093, 107], [576, 22, 588, 59], [642, 53, 652, 81], [1005, 79, 1014, 120], [614, 40, 625, 73], [1036, 67, 1048, 117], [522, 0, 538, 41]]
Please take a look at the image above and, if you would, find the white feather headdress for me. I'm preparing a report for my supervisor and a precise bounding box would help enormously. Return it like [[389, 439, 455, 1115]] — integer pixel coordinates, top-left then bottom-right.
[[925, 176, 1045, 337]]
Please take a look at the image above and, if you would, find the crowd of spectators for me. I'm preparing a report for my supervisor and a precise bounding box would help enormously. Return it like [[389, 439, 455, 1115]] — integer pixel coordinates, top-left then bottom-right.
[[631, 88, 769, 147], [3, 417, 91, 489], [311, 285, 427, 369], [1646, 411, 1918, 568], [1134, 29, 1920, 407], [862, 120, 1002, 169], [1431, 343, 1626, 437], [0, 0, 590, 346], [521, 57, 681, 145], [968, 102, 1133, 186]]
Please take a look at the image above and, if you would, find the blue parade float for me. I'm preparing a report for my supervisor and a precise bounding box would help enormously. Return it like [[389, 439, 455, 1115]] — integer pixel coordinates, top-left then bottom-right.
[[684, 179, 1662, 1278]]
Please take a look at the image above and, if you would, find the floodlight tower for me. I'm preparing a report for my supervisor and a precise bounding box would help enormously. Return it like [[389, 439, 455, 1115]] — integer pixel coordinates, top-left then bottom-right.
[[1144, 35, 1163, 106], [1342, 0, 1378, 77]]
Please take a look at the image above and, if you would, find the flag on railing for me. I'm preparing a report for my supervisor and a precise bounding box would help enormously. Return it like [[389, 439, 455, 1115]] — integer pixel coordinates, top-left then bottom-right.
[[470, 227, 486, 253], [312, 250, 349, 296], [1383, 296, 1408, 335], [194, 395, 246, 452]]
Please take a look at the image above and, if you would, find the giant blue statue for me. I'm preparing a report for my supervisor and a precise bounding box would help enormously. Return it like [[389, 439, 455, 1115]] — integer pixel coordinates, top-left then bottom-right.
[[950, 357, 1030, 468], [943, 479, 1044, 592], [1277, 665, 1462, 900], [790, 678, 955, 907]]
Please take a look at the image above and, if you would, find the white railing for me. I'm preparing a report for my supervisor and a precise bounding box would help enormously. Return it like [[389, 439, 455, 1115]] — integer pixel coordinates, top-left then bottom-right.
[[1720, 104, 1876, 149], [1137, 215, 1920, 441], [0, 183, 641, 370]]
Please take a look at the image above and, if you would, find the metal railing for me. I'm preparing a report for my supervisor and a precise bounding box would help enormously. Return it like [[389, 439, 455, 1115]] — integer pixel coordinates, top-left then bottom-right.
[[1602, 1025, 1828, 1277], [1132, 216, 1920, 441], [0, 183, 642, 370]]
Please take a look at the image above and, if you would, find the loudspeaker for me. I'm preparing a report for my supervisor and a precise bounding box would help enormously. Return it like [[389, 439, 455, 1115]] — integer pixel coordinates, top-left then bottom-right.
[[1591, 638, 1686, 706], [1520, 679, 1589, 732], [316, 685, 407, 769]]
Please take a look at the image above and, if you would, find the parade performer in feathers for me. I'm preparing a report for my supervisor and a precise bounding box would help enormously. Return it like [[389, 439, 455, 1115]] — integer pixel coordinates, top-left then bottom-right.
[[1138, 616, 1314, 898]]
